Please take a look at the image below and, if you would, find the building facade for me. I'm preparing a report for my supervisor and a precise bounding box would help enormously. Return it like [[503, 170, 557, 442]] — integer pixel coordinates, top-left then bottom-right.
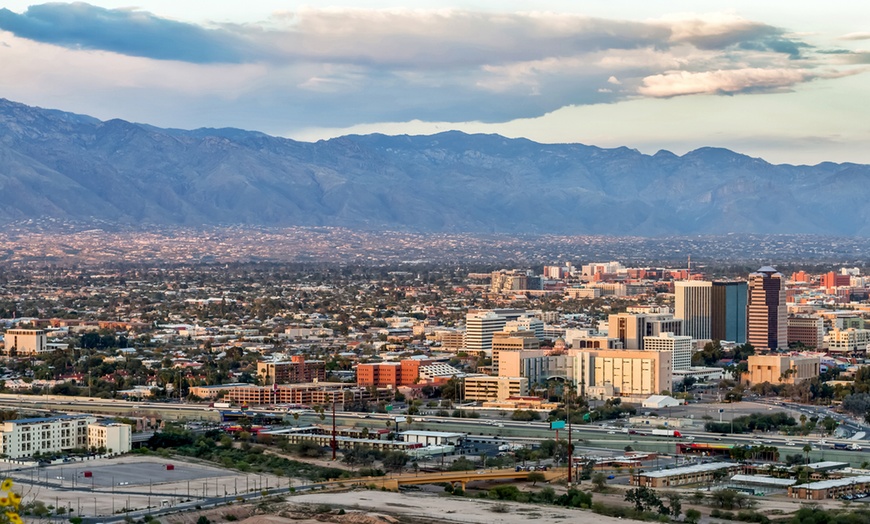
[[747, 267, 787, 351], [825, 328, 870, 354], [787, 316, 825, 349], [674, 281, 713, 340], [711, 281, 748, 343], [2, 329, 48, 355], [257, 356, 327, 385], [607, 312, 683, 350], [572, 349, 672, 399], [0, 415, 132, 459], [463, 376, 529, 402], [465, 311, 508, 355], [744, 355, 820, 386], [643, 332, 693, 371]]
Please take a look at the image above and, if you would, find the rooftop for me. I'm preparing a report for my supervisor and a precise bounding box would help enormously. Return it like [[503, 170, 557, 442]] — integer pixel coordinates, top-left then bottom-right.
[[639, 461, 738, 478]]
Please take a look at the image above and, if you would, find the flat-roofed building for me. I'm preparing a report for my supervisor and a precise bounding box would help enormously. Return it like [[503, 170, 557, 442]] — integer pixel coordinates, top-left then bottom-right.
[[748, 267, 787, 351], [745, 354, 820, 386], [826, 328, 870, 355], [463, 375, 528, 402], [608, 312, 683, 350], [644, 332, 693, 371], [788, 475, 870, 500], [0, 415, 132, 459], [788, 316, 825, 349], [674, 281, 713, 340], [87, 421, 132, 455], [257, 356, 326, 385], [2, 329, 48, 356], [465, 311, 508, 355], [712, 281, 748, 343], [633, 462, 742, 488], [572, 348, 672, 400], [492, 330, 541, 376], [356, 359, 431, 388]]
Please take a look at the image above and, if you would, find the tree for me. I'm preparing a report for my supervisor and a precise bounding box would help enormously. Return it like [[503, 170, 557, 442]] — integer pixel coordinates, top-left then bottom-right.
[[382, 451, 409, 472], [527, 472, 545, 486], [625, 487, 662, 513], [591, 472, 607, 492], [802, 444, 812, 464], [666, 492, 682, 518], [685, 509, 702, 524]]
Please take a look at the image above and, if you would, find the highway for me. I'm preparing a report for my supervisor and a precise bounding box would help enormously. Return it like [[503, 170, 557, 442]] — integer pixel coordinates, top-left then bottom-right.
[[1, 394, 868, 464]]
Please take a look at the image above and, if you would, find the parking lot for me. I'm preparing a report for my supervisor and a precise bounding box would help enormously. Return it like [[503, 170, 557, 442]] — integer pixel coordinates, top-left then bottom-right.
[[39, 459, 230, 488]]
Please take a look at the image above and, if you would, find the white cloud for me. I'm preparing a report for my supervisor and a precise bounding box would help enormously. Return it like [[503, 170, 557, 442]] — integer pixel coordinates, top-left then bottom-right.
[[638, 68, 811, 97], [840, 32, 870, 41], [607, 76, 621, 84]]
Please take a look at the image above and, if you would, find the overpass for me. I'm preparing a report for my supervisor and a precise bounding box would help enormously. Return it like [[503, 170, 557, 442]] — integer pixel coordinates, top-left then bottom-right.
[[339, 467, 568, 491]]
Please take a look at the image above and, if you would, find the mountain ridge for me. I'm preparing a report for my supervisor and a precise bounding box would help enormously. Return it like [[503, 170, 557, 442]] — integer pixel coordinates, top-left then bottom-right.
[[1, 97, 868, 236]]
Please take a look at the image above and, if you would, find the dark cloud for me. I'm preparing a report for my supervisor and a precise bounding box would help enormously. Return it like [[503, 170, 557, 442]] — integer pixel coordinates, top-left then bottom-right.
[[0, 3, 254, 63]]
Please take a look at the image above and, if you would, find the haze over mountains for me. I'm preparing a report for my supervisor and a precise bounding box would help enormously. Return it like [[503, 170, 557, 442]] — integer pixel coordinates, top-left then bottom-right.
[[1, 98, 868, 236]]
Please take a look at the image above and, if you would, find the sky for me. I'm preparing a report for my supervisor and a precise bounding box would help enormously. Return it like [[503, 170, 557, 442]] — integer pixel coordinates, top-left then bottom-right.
[[1, 1, 869, 164]]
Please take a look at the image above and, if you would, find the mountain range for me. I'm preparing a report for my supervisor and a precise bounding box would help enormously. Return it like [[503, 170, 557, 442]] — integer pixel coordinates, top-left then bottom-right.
[[1, 97, 869, 236]]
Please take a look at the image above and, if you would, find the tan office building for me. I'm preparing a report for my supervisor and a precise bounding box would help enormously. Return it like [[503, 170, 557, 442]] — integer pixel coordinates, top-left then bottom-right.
[[572, 349, 672, 399], [463, 376, 529, 402], [2, 329, 48, 355], [745, 355, 820, 386], [492, 330, 540, 376]]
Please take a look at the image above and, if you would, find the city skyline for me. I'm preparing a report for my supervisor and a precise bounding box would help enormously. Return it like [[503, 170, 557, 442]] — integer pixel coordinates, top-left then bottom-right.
[[1, 2, 869, 164]]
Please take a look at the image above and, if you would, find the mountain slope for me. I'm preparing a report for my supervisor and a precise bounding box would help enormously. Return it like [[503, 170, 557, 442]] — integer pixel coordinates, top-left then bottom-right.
[[1, 98, 869, 235]]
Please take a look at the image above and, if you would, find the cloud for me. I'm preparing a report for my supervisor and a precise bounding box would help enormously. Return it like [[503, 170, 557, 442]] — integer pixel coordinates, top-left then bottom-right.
[[638, 67, 859, 97], [0, 4, 861, 132], [0, 3, 255, 63], [840, 32, 870, 41]]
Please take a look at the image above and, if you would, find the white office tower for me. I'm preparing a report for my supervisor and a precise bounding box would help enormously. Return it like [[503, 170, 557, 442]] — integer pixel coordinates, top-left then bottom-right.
[[643, 332, 693, 371], [465, 311, 507, 356], [674, 281, 712, 340], [504, 316, 545, 340]]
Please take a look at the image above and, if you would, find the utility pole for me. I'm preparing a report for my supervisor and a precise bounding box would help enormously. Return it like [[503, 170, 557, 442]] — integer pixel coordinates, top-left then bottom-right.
[[331, 395, 338, 460], [567, 383, 573, 486]]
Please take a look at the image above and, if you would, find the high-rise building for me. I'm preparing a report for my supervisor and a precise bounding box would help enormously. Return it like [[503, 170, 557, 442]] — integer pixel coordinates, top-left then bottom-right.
[[643, 332, 693, 371], [674, 281, 713, 340], [465, 311, 508, 355], [711, 281, 748, 343], [747, 266, 787, 351], [787, 316, 824, 349], [608, 312, 683, 349]]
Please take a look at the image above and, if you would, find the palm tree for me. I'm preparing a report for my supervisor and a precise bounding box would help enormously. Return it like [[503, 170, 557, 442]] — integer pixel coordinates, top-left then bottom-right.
[[802, 444, 812, 464]]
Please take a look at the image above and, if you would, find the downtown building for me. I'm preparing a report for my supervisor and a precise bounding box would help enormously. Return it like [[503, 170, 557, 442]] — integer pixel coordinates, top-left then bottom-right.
[[711, 281, 748, 343], [607, 311, 683, 350], [674, 281, 713, 340], [747, 267, 787, 351]]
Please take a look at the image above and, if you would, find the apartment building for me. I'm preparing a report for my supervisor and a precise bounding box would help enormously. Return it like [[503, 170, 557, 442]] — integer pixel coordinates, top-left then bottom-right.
[[257, 356, 326, 385], [0, 415, 132, 459], [608, 312, 683, 350], [825, 328, 870, 354]]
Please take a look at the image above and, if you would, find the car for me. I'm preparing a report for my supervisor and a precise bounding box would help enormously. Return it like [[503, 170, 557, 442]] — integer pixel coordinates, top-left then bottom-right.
[[607, 475, 616, 480], [608, 431, 616, 435]]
